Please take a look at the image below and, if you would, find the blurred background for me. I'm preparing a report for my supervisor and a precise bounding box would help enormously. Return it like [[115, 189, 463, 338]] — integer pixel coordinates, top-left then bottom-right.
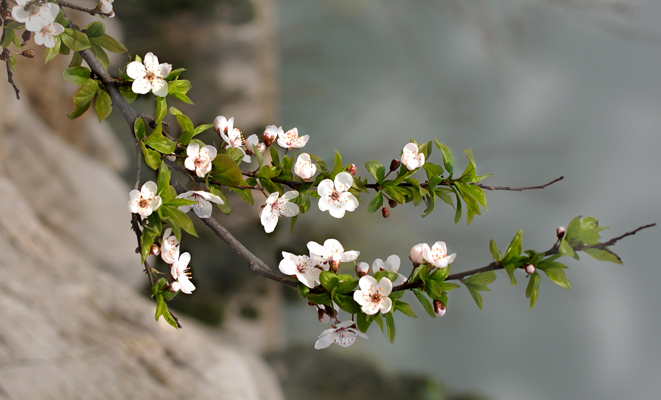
[[114, 0, 661, 399]]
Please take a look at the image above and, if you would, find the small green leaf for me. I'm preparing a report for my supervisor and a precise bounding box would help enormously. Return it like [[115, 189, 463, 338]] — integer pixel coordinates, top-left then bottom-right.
[[335, 294, 361, 314], [83, 21, 105, 38], [159, 205, 197, 238], [385, 312, 396, 344], [356, 312, 371, 333], [90, 42, 109, 70], [120, 86, 138, 103], [463, 271, 497, 310], [155, 96, 167, 124], [394, 300, 417, 318], [168, 80, 194, 104], [331, 150, 343, 176], [45, 37, 62, 63], [336, 280, 359, 294], [365, 160, 385, 183], [306, 292, 332, 307], [155, 294, 167, 321], [537, 261, 572, 290], [459, 149, 477, 182], [156, 161, 171, 193], [161, 309, 180, 329], [502, 229, 523, 264], [141, 143, 161, 169], [297, 283, 310, 298], [367, 192, 384, 214], [558, 239, 578, 259], [525, 272, 541, 309], [489, 239, 501, 261], [319, 271, 339, 292], [94, 88, 112, 122], [413, 289, 436, 318], [67, 101, 91, 119], [134, 118, 146, 140], [91, 33, 128, 53], [584, 248, 622, 264], [144, 123, 176, 154], [62, 66, 91, 85], [61, 28, 92, 51], [434, 138, 454, 175], [210, 154, 243, 186], [73, 79, 98, 107]]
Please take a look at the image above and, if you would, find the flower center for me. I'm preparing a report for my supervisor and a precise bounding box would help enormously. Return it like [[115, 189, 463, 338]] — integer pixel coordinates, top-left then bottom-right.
[[330, 191, 341, 202], [138, 198, 149, 208], [370, 292, 382, 303]]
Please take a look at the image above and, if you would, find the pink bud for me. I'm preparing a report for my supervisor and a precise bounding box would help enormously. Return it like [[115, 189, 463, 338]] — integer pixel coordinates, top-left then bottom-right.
[[409, 243, 428, 265], [433, 300, 446, 317], [150, 244, 160, 256], [556, 226, 566, 239], [318, 309, 331, 323], [524, 264, 536, 274], [388, 199, 397, 208], [381, 206, 390, 218], [356, 262, 369, 277], [21, 49, 36, 58], [263, 125, 280, 146], [389, 159, 400, 171], [347, 164, 357, 176]]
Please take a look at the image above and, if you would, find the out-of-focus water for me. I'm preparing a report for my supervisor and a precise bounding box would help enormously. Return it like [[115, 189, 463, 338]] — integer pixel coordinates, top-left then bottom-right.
[[277, 1, 661, 399]]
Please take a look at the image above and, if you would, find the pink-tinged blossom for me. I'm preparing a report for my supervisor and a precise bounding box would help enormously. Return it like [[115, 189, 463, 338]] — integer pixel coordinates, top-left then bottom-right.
[[401, 143, 425, 171], [160, 228, 180, 264], [422, 241, 456, 269], [356, 262, 369, 277], [260, 191, 299, 233], [33, 21, 64, 48], [184, 142, 217, 177], [372, 255, 407, 285], [409, 243, 430, 265], [294, 153, 316, 180], [128, 181, 162, 219], [220, 127, 251, 163], [279, 252, 320, 288], [263, 125, 282, 146], [214, 116, 234, 135], [353, 275, 393, 315], [433, 300, 447, 317], [176, 190, 224, 219], [12, 0, 59, 32], [307, 239, 359, 272], [245, 134, 263, 156], [277, 127, 309, 149], [524, 264, 537, 275], [99, 0, 114, 17], [314, 320, 368, 350], [126, 52, 172, 97], [317, 172, 359, 218], [171, 252, 195, 294]]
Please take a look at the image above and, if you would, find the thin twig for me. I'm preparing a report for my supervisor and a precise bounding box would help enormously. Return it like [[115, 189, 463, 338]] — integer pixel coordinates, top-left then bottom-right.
[[476, 176, 564, 191]]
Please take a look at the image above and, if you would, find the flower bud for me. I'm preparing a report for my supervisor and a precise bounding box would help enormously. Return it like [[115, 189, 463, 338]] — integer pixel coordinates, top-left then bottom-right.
[[263, 125, 280, 146], [294, 153, 316, 180], [21, 30, 31, 44], [21, 49, 36, 58], [389, 159, 400, 171], [523, 264, 536, 274], [409, 243, 427, 265], [346, 164, 357, 176], [150, 244, 160, 256], [388, 199, 397, 208], [381, 206, 390, 218], [318, 308, 331, 323], [433, 300, 446, 317], [556, 226, 566, 239], [256, 142, 266, 154], [169, 281, 181, 293], [356, 262, 369, 277]]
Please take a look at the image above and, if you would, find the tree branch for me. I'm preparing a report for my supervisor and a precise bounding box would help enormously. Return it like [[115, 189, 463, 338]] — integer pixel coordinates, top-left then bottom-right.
[[476, 176, 564, 191]]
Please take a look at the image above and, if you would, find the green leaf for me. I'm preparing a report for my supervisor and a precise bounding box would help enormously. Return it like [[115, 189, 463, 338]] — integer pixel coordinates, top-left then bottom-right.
[[194, 123, 214, 136], [297, 283, 310, 298], [210, 154, 243, 186], [385, 312, 396, 344], [489, 239, 501, 261], [155, 97, 167, 124], [356, 312, 371, 333], [537, 261, 572, 290], [558, 239, 578, 259], [159, 205, 197, 238], [306, 292, 332, 307], [94, 88, 112, 122], [44, 38, 61, 63], [319, 271, 339, 292], [83, 21, 105, 38], [458, 149, 476, 182], [90, 42, 109, 70], [62, 66, 91, 85], [394, 300, 417, 318], [61, 28, 92, 51], [67, 101, 91, 119], [463, 271, 497, 310], [166, 68, 187, 81], [565, 216, 608, 246], [434, 138, 454, 175], [335, 294, 361, 314], [336, 280, 359, 294], [209, 185, 231, 214], [367, 192, 384, 214], [155, 294, 167, 321], [141, 143, 161, 169], [73, 79, 98, 107], [140, 227, 159, 262], [331, 150, 343, 176], [144, 123, 176, 154], [584, 248, 622, 264], [425, 279, 444, 301], [453, 187, 463, 224], [134, 118, 146, 140], [229, 187, 254, 205], [68, 50, 83, 68], [525, 272, 541, 309], [502, 229, 523, 264], [269, 145, 280, 166], [308, 153, 327, 172], [413, 289, 436, 318], [120, 86, 138, 103], [161, 309, 180, 329], [168, 80, 194, 104], [156, 161, 171, 194], [90, 33, 128, 53], [383, 184, 407, 204], [365, 160, 385, 183]]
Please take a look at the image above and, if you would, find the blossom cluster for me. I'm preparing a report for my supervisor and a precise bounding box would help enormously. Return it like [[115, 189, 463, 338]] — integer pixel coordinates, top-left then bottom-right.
[[12, 0, 64, 48], [160, 228, 195, 294]]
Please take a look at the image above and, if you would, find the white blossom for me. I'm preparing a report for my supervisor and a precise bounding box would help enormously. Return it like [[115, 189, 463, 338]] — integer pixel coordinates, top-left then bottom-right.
[[160, 228, 180, 264], [33, 21, 64, 48], [433, 300, 447, 317], [307, 238, 359, 271], [220, 127, 251, 163], [422, 241, 456, 269], [214, 115, 234, 135], [409, 243, 429, 265], [317, 172, 359, 218], [278, 252, 320, 288], [176, 190, 224, 219], [99, 0, 114, 17], [314, 320, 368, 350], [126, 52, 172, 97], [263, 125, 282, 146], [12, 0, 59, 32], [184, 142, 217, 177], [260, 191, 299, 233], [277, 127, 309, 149], [353, 275, 393, 315], [245, 134, 263, 156], [128, 181, 162, 219], [372, 255, 407, 285], [171, 252, 195, 294], [401, 143, 425, 171], [294, 153, 316, 180]]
